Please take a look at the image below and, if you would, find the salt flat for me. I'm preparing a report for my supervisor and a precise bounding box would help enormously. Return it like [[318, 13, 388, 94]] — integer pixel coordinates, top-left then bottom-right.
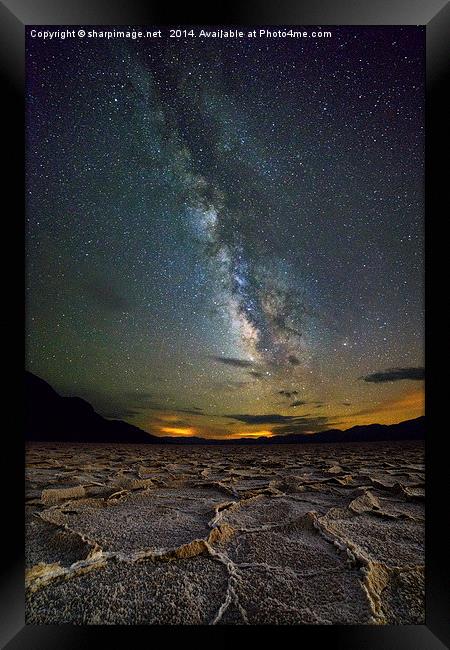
[[25, 441, 424, 625]]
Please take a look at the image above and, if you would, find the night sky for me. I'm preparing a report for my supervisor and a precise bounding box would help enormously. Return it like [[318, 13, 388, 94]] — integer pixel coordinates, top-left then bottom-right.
[[26, 27, 425, 439]]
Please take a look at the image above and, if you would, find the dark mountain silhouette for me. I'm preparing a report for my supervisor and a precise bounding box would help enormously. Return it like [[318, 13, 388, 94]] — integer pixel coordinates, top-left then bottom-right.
[[158, 416, 425, 445], [259, 417, 425, 444], [25, 372, 158, 443], [25, 371, 424, 444]]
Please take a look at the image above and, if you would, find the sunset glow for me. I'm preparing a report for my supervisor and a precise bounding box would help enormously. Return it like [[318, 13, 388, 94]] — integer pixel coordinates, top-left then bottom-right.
[[228, 430, 274, 439], [335, 389, 424, 430], [160, 426, 196, 436]]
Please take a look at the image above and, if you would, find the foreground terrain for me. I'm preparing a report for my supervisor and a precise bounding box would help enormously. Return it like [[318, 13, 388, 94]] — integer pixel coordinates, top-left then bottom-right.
[[25, 441, 424, 625]]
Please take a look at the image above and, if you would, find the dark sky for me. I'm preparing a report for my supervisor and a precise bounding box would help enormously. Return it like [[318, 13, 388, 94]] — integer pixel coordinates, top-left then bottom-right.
[[26, 27, 425, 439]]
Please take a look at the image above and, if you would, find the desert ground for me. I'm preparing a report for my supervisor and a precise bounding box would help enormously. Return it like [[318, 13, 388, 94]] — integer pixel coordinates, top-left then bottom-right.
[[25, 441, 424, 625]]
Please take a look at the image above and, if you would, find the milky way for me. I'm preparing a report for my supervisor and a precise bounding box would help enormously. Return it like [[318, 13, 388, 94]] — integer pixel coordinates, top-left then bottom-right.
[[147, 53, 314, 372], [26, 27, 425, 437]]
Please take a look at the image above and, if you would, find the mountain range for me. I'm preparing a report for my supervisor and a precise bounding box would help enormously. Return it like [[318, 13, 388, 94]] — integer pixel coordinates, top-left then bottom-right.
[[25, 371, 424, 444]]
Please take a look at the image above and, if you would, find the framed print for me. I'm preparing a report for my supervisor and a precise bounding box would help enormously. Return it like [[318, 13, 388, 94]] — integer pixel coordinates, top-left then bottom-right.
[[1, 0, 449, 647]]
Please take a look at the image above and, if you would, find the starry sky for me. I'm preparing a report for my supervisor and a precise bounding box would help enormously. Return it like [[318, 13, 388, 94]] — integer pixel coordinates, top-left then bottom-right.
[[26, 27, 425, 439]]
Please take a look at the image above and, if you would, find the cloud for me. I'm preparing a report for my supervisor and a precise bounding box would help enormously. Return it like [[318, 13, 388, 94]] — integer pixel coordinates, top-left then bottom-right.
[[225, 413, 299, 425], [361, 367, 425, 383], [102, 407, 140, 419], [290, 400, 307, 407], [174, 408, 205, 416], [279, 390, 298, 398], [210, 356, 253, 368], [224, 412, 334, 435], [274, 417, 333, 435]]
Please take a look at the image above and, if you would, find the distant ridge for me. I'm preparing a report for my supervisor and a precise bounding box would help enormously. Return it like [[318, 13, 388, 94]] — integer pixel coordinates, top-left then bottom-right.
[[25, 371, 424, 444], [213, 416, 425, 445], [25, 372, 158, 443]]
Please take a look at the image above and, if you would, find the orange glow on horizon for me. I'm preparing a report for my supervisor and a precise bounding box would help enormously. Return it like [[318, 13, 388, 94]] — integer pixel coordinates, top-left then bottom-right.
[[227, 430, 274, 439], [160, 426, 196, 436], [150, 390, 424, 440], [158, 427, 274, 439], [158, 414, 183, 423], [336, 389, 424, 430]]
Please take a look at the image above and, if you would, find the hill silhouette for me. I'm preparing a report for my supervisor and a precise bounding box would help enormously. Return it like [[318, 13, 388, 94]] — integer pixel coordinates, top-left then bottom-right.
[[25, 371, 424, 444], [157, 416, 425, 445], [25, 372, 158, 443]]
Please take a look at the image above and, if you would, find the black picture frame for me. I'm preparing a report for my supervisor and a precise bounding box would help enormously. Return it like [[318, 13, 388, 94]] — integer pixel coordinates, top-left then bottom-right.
[[1, 0, 448, 647]]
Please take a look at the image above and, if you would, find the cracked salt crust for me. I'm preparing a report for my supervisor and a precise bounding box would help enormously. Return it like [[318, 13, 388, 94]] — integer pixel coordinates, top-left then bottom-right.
[[25, 441, 424, 625]]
